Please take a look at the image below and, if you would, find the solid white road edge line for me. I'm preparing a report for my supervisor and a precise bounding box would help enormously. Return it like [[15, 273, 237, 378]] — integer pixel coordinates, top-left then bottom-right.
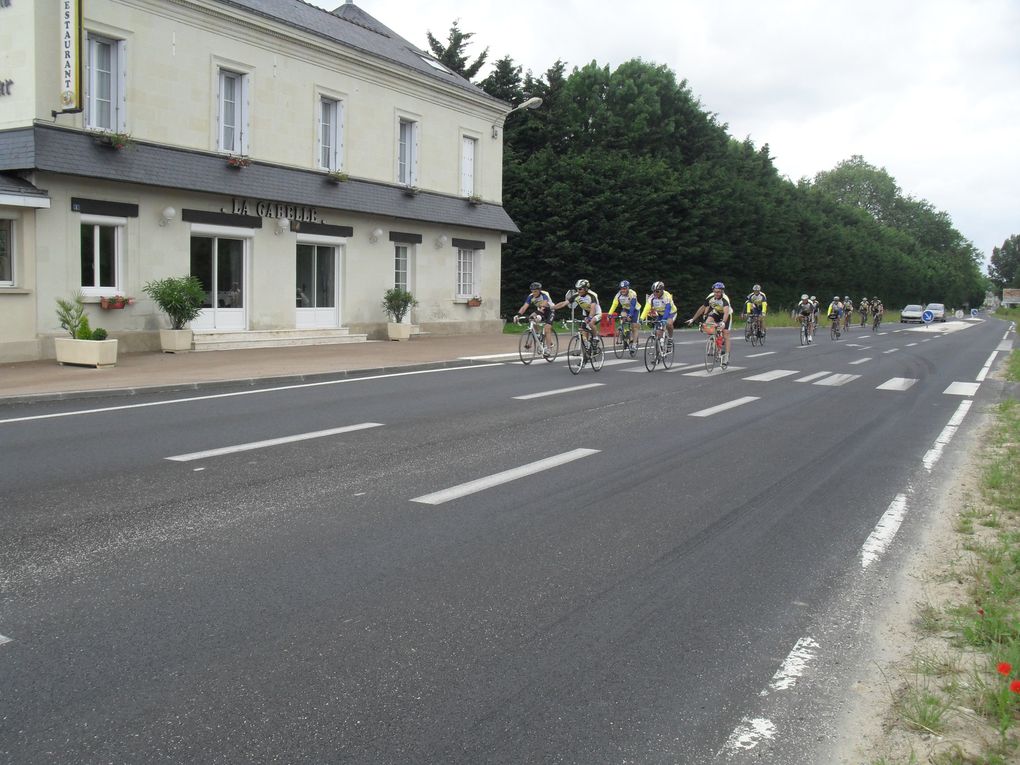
[[689, 396, 759, 417], [861, 493, 909, 568], [514, 383, 604, 400], [923, 400, 973, 472], [166, 423, 384, 462], [411, 448, 599, 505], [720, 718, 778, 755], [0, 364, 505, 426], [764, 637, 821, 694]]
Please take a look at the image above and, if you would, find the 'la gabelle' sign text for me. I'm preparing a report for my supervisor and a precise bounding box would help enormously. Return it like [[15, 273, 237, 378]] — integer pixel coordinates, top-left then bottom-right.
[[221, 198, 320, 223]]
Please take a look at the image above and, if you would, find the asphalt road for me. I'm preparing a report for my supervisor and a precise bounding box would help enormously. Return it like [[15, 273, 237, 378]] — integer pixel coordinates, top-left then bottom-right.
[[0, 317, 1014, 763]]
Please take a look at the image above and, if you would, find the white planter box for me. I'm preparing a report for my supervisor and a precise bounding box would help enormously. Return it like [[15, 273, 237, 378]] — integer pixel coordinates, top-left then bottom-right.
[[386, 322, 412, 341], [159, 328, 193, 353], [54, 337, 119, 368]]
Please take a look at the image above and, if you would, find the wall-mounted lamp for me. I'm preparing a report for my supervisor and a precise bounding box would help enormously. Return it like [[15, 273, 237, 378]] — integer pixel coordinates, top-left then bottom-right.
[[492, 96, 542, 138], [435, 234, 449, 249], [159, 206, 177, 227], [369, 227, 383, 244], [275, 217, 290, 235]]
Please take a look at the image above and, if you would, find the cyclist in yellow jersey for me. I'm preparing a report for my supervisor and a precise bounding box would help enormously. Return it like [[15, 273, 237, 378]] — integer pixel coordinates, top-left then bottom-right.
[[639, 281, 678, 343], [687, 282, 733, 368], [554, 279, 601, 345], [744, 284, 767, 338], [608, 280, 642, 351]]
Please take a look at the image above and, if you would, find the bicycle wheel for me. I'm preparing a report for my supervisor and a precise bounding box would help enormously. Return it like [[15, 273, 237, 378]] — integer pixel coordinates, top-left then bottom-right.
[[567, 335, 583, 375], [544, 330, 559, 362], [643, 336, 658, 372], [830, 323, 838, 341], [590, 337, 605, 371], [744, 323, 752, 343], [519, 330, 537, 365], [799, 322, 807, 346], [629, 324, 639, 357], [613, 326, 625, 359], [704, 336, 716, 372], [662, 335, 675, 369], [750, 322, 761, 347]]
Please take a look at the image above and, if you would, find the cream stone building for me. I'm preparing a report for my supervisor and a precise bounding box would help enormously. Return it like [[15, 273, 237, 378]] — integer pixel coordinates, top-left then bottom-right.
[[0, 0, 519, 361]]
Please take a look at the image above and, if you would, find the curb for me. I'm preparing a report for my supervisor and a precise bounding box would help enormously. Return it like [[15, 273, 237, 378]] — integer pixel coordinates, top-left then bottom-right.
[[0, 357, 506, 407]]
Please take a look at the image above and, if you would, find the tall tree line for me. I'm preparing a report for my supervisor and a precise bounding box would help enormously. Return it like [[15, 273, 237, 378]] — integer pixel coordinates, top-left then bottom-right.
[[426, 25, 988, 315]]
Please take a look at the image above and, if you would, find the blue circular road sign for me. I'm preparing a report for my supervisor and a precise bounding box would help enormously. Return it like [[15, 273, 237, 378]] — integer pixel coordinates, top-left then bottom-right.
[[922, 310, 934, 324], [971, 308, 979, 317]]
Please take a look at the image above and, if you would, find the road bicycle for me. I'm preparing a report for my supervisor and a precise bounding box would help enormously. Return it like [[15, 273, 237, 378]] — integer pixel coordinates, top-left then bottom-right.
[[566, 319, 605, 375], [842, 311, 852, 333], [744, 312, 765, 347], [859, 310, 869, 328], [643, 319, 674, 372], [872, 312, 883, 332], [798, 315, 813, 346], [610, 313, 639, 359], [702, 320, 727, 372], [829, 315, 842, 341], [513, 314, 558, 364]]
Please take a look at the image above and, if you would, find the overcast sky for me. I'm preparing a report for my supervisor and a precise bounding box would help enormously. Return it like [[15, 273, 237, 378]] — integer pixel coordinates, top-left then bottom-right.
[[311, 0, 1019, 265]]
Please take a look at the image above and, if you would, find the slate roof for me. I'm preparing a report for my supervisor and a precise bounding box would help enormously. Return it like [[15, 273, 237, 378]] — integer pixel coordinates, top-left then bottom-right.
[[0, 171, 48, 199], [0, 126, 519, 234], [216, 0, 506, 107]]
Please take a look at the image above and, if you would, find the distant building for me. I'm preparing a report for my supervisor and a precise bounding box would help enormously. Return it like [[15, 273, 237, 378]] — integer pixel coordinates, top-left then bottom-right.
[[0, 0, 518, 361], [1003, 289, 1020, 308]]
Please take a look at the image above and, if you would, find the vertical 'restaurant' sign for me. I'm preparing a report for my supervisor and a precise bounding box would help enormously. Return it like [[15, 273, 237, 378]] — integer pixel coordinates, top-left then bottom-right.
[[60, 0, 82, 110]]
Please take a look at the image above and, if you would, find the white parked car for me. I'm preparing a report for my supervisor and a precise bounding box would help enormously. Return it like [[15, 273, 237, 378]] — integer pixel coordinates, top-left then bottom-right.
[[925, 302, 947, 322], [900, 304, 924, 323]]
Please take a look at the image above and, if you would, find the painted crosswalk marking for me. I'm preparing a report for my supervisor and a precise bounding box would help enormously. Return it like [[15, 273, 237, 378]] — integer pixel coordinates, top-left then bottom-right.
[[746, 351, 776, 358], [877, 378, 917, 391], [848, 358, 871, 365], [683, 366, 746, 377], [743, 369, 798, 382], [411, 448, 599, 504], [944, 382, 980, 396], [795, 371, 831, 383], [689, 396, 759, 417], [813, 373, 861, 387]]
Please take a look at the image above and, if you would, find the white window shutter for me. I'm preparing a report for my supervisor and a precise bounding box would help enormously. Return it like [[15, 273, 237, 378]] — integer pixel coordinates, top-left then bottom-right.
[[461, 137, 475, 196], [242, 75, 251, 154], [411, 121, 420, 186], [118, 40, 127, 131], [316, 97, 324, 168], [337, 101, 345, 170], [215, 71, 222, 150]]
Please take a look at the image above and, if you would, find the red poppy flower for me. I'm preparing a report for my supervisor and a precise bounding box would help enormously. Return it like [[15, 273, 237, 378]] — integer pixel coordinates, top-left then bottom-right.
[[1011, 680, 1020, 694], [997, 662, 1012, 676]]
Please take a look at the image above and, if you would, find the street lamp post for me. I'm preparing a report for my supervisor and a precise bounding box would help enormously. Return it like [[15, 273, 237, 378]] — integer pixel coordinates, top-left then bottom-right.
[[491, 96, 542, 138]]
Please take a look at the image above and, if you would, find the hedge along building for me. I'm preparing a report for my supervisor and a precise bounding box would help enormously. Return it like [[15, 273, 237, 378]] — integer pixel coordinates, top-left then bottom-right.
[[0, 0, 520, 362]]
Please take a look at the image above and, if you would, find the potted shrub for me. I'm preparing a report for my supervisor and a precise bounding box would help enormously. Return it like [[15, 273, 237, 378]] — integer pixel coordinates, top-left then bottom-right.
[[466, 296, 482, 307], [381, 288, 418, 341], [226, 154, 251, 168], [325, 170, 349, 184], [54, 291, 119, 367], [142, 275, 206, 352]]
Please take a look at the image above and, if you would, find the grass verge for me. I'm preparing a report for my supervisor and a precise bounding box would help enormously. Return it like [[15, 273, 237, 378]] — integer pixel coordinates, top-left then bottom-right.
[[872, 354, 1020, 763]]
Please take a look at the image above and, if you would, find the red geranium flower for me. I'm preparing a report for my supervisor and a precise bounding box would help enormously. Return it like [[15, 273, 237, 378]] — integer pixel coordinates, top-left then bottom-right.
[[997, 662, 1012, 676]]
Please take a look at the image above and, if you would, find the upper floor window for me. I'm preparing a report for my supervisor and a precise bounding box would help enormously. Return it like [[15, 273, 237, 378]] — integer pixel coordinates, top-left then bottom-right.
[[319, 97, 344, 172], [80, 215, 124, 294], [0, 219, 13, 286], [218, 69, 250, 155], [397, 118, 419, 187], [85, 34, 125, 132], [460, 136, 477, 197]]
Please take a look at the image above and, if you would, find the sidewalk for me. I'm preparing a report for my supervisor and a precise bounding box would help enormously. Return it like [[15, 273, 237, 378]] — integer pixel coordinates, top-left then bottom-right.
[[0, 334, 522, 404]]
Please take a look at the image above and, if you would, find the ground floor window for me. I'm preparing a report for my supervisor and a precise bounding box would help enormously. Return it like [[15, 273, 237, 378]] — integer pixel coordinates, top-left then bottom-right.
[[457, 248, 478, 297], [0, 219, 12, 285], [189, 234, 247, 331], [394, 244, 409, 291], [296, 244, 336, 308], [80, 216, 123, 293]]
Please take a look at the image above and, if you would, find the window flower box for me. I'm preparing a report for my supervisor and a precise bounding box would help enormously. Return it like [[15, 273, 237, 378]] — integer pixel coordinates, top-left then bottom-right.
[[467, 195, 483, 206], [100, 296, 134, 310], [402, 185, 419, 197], [325, 170, 349, 184], [466, 297, 482, 307], [91, 131, 134, 150], [227, 154, 251, 168]]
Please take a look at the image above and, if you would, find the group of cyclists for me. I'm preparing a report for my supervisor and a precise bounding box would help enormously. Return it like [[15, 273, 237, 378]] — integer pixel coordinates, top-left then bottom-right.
[[794, 295, 886, 343], [517, 279, 746, 369], [516, 279, 890, 364]]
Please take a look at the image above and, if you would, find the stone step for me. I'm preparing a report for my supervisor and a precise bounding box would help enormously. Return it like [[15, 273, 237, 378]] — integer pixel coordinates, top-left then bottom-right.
[[192, 328, 368, 352]]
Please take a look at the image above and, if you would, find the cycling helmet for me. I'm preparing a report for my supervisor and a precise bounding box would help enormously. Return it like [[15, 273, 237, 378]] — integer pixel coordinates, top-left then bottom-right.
[[575, 278, 590, 290], [801, 294, 809, 300], [713, 282, 725, 290], [844, 295, 850, 300], [529, 282, 542, 290], [619, 280, 630, 289], [651, 281, 664, 291], [752, 284, 761, 292], [810, 296, 817, 301]]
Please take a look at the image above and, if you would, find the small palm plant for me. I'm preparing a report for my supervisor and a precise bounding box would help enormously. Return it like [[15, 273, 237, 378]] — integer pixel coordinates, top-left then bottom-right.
[[381, 288, 418, 324]]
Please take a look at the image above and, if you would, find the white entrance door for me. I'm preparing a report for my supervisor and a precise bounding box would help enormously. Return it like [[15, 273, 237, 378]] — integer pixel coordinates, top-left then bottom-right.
[[190, 235, 247, 331], [394, 243, 414, 324], [295, 243, 339, 328]]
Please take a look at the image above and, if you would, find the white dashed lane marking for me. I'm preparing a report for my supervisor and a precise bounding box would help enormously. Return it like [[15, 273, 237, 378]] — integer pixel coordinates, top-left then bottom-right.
[[848, 357, 871, 365], [513, 384, 604, 400], [689, 396, 759, 417], [877, 378, 918, 391]]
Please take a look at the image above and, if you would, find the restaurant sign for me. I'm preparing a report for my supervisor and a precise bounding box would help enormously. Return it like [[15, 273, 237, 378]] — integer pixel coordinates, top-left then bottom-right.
[[59, 0, 82, 110], [221, 198, 321, 224]]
